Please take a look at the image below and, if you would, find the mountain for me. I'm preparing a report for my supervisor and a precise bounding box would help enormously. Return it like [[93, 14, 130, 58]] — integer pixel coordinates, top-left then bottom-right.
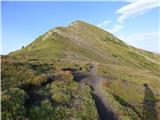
[[10, 20, 160, 73], [2, 20, 160, 120]]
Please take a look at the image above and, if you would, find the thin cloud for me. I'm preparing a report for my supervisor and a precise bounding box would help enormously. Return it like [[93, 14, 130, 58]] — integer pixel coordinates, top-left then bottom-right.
[[118, 32, 159, 42], [117, 32, 160, 53], [109, 24, 123, 33], [97, 0, 159, 33], [97, 20, 111, 27], [97, 21, 123, 33], [116, 0, 160, 23]]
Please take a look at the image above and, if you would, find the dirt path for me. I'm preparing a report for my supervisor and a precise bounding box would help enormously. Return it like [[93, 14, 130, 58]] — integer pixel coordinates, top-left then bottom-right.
[[73, 63, 119, 120]]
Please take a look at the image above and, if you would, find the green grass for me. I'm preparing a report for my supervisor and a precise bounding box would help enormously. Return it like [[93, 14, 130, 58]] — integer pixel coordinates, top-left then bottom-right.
[[10, 20, 160, 72]]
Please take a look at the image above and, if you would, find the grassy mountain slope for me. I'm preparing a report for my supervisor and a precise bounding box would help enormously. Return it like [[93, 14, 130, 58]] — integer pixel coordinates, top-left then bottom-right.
[[2, 20, 160, 120], [10, 21, 160, 72]]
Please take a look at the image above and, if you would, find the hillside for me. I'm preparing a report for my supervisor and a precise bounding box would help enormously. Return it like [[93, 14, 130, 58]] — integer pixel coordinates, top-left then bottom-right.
[[10, 21, 160, 71], [2, 20, 160, 120]]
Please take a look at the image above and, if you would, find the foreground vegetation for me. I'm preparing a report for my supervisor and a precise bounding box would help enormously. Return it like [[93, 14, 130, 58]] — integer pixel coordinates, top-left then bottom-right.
[[1, 56, 98, 120], [2, 55, 160, 120]]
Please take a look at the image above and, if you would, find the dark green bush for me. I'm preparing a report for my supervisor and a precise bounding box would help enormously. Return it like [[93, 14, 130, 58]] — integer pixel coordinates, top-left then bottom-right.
[[51, 92, 71, 104], [1, 88, 26, 120], [28, 100, 56, 120], [29, 75, 47, 86]]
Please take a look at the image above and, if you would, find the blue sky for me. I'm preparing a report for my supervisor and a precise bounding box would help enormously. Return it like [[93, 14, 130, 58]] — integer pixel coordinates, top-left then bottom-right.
[[1, 0, 160, 54]]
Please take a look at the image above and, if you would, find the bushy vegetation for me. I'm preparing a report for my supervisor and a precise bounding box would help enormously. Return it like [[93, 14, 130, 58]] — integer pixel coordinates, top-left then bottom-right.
[[1, 56, 98, 120], [54, 70, 73, 82], [1, 59, 48, 89], [28, 100, 56, 120], [52, 91, 71, 104], [1, 88, 26, 120], [48, 71, 99, 120]]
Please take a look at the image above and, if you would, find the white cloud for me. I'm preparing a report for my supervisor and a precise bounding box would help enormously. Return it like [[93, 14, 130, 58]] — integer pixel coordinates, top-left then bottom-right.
[[109, 24, 123, 33], [117, 32, 160, 52], [97, 20, 111, 27], [97, 0, 159, 34], [118, 32, 159, 42], [96, 1, 159, 52], [97, 21, 123, 33], [116, 0, 160, 23]]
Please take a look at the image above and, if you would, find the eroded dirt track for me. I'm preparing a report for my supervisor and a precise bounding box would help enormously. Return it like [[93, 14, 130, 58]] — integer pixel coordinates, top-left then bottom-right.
[[73, 64, 119, 120]]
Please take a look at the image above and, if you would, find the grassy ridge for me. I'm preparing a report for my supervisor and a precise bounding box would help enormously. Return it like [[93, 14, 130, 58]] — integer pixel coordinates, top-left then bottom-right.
[[10, 21, 160, 73]]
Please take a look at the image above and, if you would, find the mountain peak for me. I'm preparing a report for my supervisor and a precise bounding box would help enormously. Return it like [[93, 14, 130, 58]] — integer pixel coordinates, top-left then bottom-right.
[[9, 20, 159, 68], [71, 20, 87, 24], [69, 20, 91, 27]]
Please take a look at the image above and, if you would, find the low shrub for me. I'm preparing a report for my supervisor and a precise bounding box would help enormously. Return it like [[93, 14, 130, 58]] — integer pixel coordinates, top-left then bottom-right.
[[1, 88, 26, 120], [51, 92, 71, 104], [28, 100, 55, 120], [55, 70, 73, 82], [29, 75, 47, 86]]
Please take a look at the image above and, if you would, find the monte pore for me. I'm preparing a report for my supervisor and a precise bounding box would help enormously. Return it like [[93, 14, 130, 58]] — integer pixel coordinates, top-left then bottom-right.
[[2, 20, 160, 120]]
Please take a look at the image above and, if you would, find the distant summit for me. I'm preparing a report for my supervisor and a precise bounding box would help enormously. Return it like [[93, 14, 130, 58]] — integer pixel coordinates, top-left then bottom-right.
[[10, 20, 159, 74]]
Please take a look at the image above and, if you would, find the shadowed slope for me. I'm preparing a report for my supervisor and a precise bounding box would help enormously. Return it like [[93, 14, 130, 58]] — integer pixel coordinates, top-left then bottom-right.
[[143, 84, 157, 120]]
